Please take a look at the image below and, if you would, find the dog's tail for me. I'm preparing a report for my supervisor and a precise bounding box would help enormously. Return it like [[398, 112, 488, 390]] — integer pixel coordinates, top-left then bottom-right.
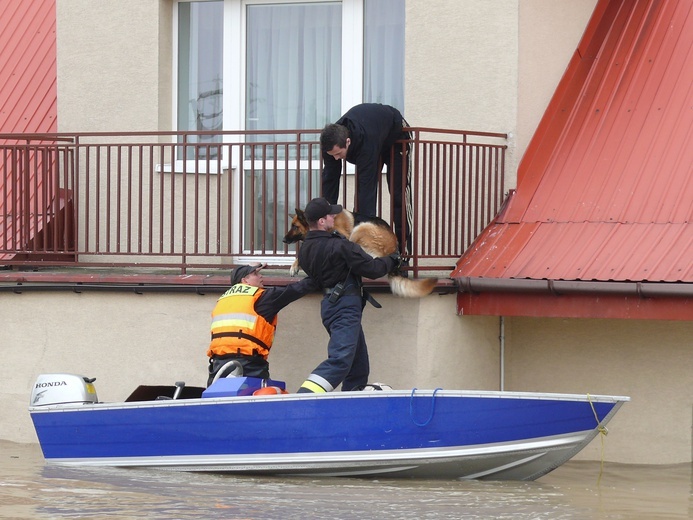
[[387, 274, 438, 298]]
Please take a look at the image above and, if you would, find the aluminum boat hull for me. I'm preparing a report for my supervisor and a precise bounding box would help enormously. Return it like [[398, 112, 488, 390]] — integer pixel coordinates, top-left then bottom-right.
[[29, 387, 628, 480]]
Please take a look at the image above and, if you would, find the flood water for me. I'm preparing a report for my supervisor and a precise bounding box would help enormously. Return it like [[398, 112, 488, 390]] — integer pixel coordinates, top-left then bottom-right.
[[1, 441, 690, 519]]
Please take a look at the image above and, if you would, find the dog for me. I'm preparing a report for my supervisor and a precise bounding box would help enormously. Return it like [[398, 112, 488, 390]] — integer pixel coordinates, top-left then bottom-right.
[[283, 208, 437, 298]]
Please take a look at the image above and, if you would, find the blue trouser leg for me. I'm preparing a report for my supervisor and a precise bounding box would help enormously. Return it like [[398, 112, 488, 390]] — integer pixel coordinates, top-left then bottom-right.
[[308, 295, 368, 391], [341, 326, 369, 391]]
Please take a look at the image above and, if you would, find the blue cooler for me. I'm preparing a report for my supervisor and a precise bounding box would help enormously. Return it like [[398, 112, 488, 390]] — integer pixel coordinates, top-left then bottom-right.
[[202, 377, 286, 398]]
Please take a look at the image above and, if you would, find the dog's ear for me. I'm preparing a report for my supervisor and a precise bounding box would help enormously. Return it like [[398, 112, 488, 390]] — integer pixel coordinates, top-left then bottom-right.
[[295, 208, 304, 216]]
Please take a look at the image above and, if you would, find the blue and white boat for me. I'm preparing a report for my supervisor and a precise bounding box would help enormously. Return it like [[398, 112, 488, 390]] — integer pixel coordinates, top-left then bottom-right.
[[28, 373, 629, 480]]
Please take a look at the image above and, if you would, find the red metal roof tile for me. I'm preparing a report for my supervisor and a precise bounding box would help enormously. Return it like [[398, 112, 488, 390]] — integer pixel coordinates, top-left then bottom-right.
[[0, 0, 57, 134], [0, 0, 57, 260], [454, 0, 693, 290]]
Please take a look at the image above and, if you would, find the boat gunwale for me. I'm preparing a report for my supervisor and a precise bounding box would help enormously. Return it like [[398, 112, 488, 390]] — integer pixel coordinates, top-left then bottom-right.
[[28, 389, 631, 413]]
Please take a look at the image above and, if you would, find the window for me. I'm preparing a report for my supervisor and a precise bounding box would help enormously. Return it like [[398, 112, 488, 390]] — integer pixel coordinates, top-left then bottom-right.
[[175, 0, 404, 254], [177, 1, 224, 160], [246, 2, 342, 133], [364, 0, 405, 111]]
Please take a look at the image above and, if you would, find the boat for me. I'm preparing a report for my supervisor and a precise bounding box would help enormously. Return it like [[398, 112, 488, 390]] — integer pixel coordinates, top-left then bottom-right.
[[28, 373, 629, 480]]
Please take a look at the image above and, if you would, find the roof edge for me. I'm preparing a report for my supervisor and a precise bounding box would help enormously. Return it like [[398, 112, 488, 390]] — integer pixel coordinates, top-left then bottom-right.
[[455, 277, 693, 299]]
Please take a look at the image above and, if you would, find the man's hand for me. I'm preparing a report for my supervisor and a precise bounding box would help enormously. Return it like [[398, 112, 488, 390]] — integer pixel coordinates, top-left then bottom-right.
[[388, 251, 403, 272]]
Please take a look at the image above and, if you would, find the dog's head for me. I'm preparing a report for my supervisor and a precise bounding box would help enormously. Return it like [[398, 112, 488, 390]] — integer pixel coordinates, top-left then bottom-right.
[[282, 208, 310, 244]]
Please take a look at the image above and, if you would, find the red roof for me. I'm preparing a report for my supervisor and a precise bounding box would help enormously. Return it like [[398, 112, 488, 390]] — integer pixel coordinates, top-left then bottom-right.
[[453, 0, 693, 320], [0, 0, 57, 133], [0, 0, 58, 261]]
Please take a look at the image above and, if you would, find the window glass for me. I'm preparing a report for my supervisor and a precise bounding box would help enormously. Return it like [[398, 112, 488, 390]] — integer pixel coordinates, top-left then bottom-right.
[[244, 2, 341, 250], [363, 0, 405, 111], [177, 1, 224, 159], [176, 0, 405, 253]]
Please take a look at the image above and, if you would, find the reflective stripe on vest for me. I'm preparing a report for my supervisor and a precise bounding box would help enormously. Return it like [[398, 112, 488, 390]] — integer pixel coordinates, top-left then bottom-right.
[[211, 311, 258, 331]]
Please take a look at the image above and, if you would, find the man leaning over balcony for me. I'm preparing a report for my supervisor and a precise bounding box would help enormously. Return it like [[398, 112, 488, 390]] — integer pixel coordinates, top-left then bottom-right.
[[206, 263, 318, 386], [320, 103, 412, 254]]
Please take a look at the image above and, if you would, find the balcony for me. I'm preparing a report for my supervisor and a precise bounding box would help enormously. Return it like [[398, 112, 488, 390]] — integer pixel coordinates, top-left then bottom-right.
[[0, 129, 507, 290]]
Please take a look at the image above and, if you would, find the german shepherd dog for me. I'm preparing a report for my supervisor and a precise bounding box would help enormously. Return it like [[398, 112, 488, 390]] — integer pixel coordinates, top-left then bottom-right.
[[283, 208, 438, 298]]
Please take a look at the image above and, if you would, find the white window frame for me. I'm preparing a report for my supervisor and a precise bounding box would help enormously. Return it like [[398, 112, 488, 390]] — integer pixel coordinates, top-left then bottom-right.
[[170, 0, 364, 171], [171, 0, 370, 259], [170, 0, 226, 174]]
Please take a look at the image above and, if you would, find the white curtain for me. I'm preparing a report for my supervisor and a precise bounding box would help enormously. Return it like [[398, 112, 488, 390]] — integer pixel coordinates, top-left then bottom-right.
[[363, 0, 405, 112], [246, 3, 342, 132], [177, 1, 224, 157], [245, 3, 341, 250]]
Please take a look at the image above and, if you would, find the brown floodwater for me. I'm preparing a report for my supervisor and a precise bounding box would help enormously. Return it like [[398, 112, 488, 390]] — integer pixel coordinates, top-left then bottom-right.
[[0, 441, 690, 519]]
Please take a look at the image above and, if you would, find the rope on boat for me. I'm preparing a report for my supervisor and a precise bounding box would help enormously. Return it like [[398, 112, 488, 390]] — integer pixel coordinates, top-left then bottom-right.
[[409, 387, 442, 426], [587, 393, 609, 483]]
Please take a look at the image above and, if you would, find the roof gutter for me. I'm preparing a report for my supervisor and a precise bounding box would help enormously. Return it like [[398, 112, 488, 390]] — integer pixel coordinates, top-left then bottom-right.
[[454, 277, 693, 299]]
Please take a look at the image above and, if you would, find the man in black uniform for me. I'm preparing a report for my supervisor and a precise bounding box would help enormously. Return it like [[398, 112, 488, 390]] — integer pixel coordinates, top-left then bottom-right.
[[295, 198, 401, 393], [320, 103, 412, 253]]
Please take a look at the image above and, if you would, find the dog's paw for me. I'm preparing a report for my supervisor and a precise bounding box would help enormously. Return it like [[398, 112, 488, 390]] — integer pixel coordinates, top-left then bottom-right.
[[289, 259, 301, 277]]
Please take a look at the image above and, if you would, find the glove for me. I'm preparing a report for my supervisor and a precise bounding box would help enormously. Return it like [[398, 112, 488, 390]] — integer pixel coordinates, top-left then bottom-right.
[[388, 252, 403, 272]]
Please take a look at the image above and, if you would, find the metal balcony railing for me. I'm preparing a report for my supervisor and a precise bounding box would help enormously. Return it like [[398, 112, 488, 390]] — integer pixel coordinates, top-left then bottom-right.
[[0, 129, 507, 279]]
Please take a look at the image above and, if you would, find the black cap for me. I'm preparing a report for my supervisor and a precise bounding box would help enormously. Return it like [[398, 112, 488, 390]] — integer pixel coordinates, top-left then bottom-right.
[[230, 263, 266, 285], [304, 197, 342, 222]]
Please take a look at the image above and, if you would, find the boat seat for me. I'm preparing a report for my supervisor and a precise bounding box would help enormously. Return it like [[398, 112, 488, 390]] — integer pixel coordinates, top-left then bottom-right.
[[124, 382, 205, 402]]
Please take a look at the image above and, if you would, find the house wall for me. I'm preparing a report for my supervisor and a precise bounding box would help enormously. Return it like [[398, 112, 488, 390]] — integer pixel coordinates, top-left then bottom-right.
[[517, 0, 598, 162], [406, 0, 597, 190], [56, 0, 172, 131], [504, 317, 693, 465]]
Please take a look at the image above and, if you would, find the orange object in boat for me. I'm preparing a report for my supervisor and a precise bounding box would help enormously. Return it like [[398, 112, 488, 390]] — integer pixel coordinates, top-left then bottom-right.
[[253, 386, 288, 396]]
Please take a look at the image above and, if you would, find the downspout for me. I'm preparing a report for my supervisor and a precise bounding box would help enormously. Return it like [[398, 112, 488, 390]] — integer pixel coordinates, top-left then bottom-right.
[[499, 316, 505, 391]]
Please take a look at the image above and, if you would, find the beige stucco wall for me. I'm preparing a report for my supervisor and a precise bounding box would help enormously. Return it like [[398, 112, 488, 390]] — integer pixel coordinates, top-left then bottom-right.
[[406, 0, 597, 189], [504, 317, 693, 465], [406, 0, 518, 131], [56, 0, 172, 131], [517, 0, 598, 160]]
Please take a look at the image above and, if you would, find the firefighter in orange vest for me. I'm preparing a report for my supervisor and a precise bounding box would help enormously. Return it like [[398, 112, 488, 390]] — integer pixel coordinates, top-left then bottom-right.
[[207, 263, 317, 386]]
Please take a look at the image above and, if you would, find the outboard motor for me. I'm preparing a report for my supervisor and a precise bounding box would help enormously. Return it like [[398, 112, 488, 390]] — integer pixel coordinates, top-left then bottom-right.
[[30, 374, 98, 406]]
